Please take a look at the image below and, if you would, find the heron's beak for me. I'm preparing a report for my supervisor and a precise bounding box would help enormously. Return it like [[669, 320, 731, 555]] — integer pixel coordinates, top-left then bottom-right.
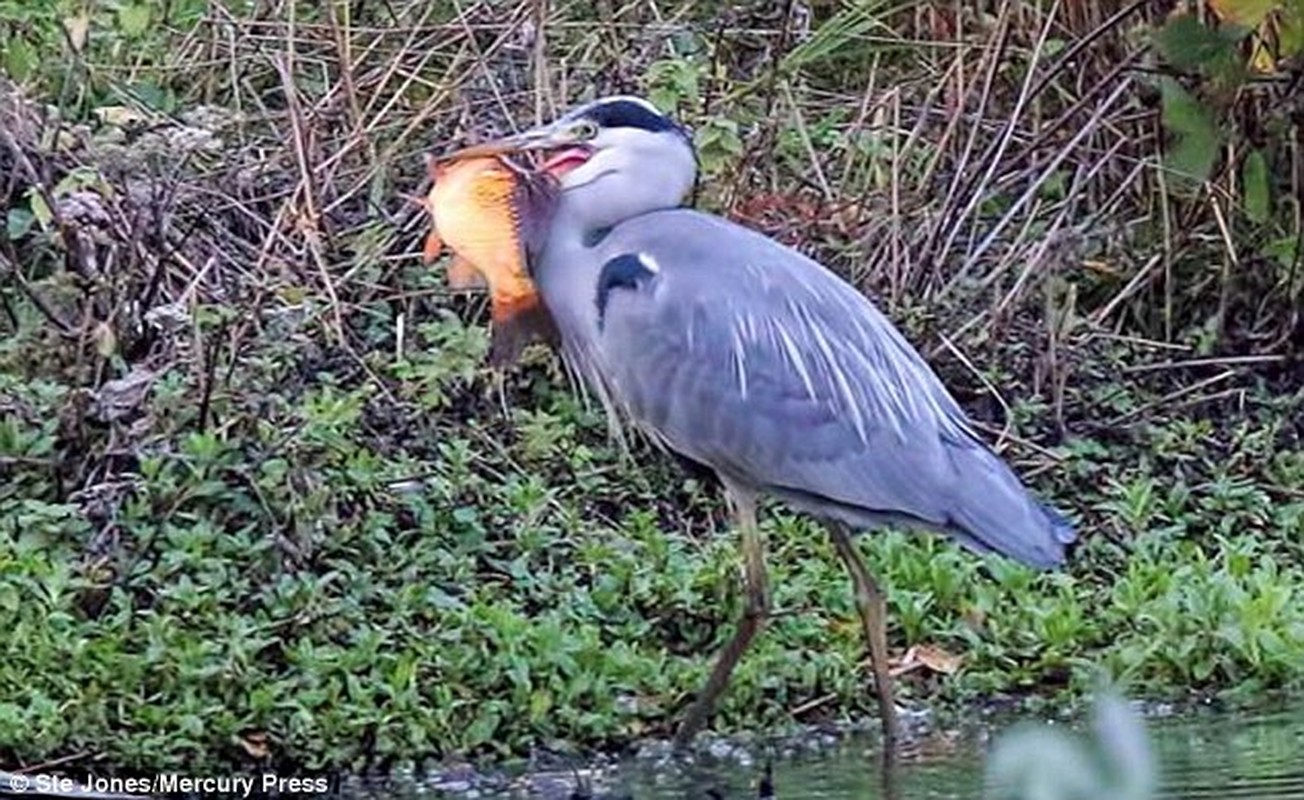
[[439, 124, 594, 178], [438, 124, 570, 161]]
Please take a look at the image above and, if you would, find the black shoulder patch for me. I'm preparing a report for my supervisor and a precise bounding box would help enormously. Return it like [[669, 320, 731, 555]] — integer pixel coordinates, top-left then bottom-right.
[[583, 99, 677, 133], [595, 253, 657, 330]]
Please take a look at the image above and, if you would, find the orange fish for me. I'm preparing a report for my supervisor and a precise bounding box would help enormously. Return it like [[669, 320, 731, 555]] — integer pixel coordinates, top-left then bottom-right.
[[421, 154, 560, 365]]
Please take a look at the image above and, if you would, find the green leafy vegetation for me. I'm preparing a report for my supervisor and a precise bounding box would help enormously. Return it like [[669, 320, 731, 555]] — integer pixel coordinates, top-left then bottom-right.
[[2, 0, 1301, 775], [2, 309, 1299, 772]]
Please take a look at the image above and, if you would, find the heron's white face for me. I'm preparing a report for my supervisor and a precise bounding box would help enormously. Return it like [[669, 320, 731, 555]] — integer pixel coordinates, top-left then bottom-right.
[[438, 96, 698, 236], [545, 126, 688, 189], [533, 98, 698, 233]]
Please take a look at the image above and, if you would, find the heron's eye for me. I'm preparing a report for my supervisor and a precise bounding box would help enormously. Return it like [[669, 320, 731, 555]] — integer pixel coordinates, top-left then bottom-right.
[[571, 120, 600, 141]]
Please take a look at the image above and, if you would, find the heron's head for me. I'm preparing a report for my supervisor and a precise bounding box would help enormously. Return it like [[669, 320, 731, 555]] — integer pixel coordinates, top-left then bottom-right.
[[441, 96, 696, 232]]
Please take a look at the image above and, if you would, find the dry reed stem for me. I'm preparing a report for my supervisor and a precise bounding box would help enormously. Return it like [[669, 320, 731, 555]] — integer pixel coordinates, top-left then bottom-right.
[[2, 0, 1297, 456]]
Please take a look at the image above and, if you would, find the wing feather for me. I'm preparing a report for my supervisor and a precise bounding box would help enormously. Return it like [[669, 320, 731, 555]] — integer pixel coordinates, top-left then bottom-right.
[[591, 211, 1075, 567]]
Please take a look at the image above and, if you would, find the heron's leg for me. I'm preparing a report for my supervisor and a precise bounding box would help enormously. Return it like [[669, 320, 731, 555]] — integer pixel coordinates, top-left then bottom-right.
[[674, 489, 768, 750], [827, 522, 900, 749]]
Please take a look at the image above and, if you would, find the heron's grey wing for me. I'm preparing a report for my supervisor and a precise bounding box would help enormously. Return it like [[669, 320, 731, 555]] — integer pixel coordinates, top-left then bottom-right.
[[593, 212, 1075, 568]]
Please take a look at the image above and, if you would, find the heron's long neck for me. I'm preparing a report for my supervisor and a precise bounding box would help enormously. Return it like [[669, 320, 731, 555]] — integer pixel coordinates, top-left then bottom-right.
[[535, 199, 601, 340], [540, 197, 593, 268]]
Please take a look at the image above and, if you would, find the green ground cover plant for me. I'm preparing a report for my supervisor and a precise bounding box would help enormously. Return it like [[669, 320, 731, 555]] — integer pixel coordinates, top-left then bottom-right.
[[1, 0, 1301, 774]]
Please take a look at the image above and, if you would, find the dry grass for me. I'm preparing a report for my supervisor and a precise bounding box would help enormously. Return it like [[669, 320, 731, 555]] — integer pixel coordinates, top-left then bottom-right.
[[2, 0, 1300, 475]]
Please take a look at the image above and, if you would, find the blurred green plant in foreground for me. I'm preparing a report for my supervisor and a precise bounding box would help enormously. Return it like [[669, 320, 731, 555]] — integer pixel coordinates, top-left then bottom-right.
[[986, 692, 1156, 800]]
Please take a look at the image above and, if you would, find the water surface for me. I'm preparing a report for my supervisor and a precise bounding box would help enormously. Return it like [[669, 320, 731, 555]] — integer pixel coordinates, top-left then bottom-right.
[[391, 701, 1304, 799]]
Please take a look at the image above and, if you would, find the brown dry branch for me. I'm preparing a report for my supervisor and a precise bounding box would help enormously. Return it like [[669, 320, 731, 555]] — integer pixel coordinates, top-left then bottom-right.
[[1, 0, 1300, 538]]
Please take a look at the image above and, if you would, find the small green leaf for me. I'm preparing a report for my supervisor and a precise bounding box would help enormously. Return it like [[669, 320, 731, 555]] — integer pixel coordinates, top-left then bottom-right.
[[1264, 236, 1298, 269], [118, 4, 152, 37], [55, 165, 105, 197], [1210, 0, 1281, 28], [1280, 1, 1304, 56], [132, 82, 174, 112], [1040, 170, 1068, 201], [465, 708, 500, 747], [6, 208, 34, 239], [1159, 77, 1220, 190], [649, 87, 679, 115], [1242, 149, 1271, 223], [93, 321, 117, 358], [3, 37, 37, 83], [528, 689, 553, 721], [27, 191, 53, 230], [695, 127, 721, 149], [1154, 14, 1246, 73]]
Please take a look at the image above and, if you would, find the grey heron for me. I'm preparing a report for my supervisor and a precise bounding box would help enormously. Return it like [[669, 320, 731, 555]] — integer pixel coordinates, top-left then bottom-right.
[[440, 96, 1077, 750]]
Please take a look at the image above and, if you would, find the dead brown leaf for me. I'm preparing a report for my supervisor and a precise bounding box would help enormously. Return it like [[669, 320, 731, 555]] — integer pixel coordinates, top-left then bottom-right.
[[888, 643, 964, 678], [239, 731, 270, 759]]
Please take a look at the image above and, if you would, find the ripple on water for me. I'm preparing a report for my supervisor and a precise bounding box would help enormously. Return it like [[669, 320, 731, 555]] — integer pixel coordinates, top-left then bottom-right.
[[352, 702, 1304, 799]]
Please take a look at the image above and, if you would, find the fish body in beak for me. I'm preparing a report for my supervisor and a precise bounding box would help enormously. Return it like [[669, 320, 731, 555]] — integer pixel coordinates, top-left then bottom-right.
[[421, 154, 562, 365]]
